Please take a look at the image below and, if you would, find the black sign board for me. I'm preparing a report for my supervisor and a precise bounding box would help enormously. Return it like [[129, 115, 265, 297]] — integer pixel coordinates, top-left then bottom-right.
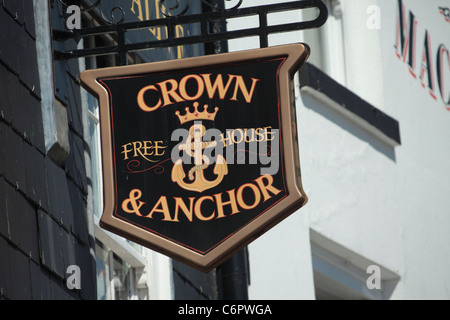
[[81, 44, 309, 272]]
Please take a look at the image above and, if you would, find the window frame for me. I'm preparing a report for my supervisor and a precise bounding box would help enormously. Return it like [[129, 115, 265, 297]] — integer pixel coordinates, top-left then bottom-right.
[[302, 0, 347, 86], [310, 230, 400, 300]]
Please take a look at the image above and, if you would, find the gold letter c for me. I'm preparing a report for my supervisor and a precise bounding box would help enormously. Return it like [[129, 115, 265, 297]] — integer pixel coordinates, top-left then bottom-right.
[[137, 85, 162, 112]]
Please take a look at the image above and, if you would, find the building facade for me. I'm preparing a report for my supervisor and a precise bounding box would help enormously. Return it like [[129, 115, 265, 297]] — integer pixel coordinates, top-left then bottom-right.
[[0, 0, 97, 300], [234, 0, 450, 300]]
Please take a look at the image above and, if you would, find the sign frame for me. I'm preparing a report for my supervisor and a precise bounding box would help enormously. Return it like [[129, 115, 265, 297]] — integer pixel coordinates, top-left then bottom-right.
[[80, 43, 309, 272]]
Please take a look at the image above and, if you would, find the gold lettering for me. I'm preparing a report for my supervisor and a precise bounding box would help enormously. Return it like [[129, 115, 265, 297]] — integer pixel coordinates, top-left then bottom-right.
[[122, 189, 145, 217], [122, 189, 146, 216], [137, 74, 260, 111], [173, 197, 195, 222], [137, 85, 162, 112], [179, 75, 204, 101], [244, 128, 255, 143], [264, 126, 275, 141], [131, 0, 185, 56], [232, 129, 244, 144], [149, 0, 163, 40], [131, 0, 143, 20], [236, 183, 261, 210], [121, 140, 167, 162], [220, 127, 274, 147], [176, 25, 185, 59], [231, 76, 260, 103], [122, 143, 133, 160], [158, 79, 184, 107], [143, 140, 154, 156], [148, 196, 173, 221], [214, 190, 240, 219], [132, 141, 143, 158], [220, 130, 232, 147], [145, 0, 150, 20], [130, 175, 283, 222], [255, 127, 265, 142], [202, 74, 236, 100], [194, 196, 215, 221], [154, 140, 167, 156], [254, 175, 282, 202]]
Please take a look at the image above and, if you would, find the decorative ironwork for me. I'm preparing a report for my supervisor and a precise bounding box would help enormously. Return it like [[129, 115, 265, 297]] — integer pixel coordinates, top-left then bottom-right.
[[54, 0, 328, 65], [159, 0, 191, 17], [59, 0, 125, 24], [202, 0, 243, 12], [59, 0, 101, 13], [58, 0, 244, 23]]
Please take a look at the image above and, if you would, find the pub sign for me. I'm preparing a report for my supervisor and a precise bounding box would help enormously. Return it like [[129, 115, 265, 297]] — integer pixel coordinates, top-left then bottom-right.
[[80, 44, 309, 272]]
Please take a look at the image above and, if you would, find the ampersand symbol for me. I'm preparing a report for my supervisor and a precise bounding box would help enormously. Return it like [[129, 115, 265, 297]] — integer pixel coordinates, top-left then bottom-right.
[[121, 189, 146, 216]]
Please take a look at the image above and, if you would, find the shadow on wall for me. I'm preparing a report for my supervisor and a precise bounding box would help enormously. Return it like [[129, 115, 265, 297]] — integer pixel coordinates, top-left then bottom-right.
[[298, 63, 401, 162]]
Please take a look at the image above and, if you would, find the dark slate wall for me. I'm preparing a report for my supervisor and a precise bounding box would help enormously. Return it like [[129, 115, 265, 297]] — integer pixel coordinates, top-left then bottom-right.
[[0, 1, 96, 300], [173, 260, 218, 300]]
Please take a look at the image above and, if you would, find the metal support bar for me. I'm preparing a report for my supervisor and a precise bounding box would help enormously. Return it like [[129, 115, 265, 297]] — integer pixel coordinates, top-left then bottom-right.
[[54, 0, 328, 61]]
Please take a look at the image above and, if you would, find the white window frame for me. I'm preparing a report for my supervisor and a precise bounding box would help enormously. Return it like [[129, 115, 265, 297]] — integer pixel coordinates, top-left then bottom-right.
[[310, 230, 399, 300], [302, 0, 347, 86]]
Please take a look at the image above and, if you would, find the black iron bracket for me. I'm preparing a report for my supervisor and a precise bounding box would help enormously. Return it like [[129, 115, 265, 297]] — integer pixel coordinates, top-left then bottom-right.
[[53, 0, 328, 65]]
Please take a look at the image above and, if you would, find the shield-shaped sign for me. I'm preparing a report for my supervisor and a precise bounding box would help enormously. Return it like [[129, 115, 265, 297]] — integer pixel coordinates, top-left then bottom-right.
[[80, 43, 309, 272]]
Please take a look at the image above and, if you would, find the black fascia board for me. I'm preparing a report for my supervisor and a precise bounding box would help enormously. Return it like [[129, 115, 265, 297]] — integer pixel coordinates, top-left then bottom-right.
[[299, 62, 401, 146]]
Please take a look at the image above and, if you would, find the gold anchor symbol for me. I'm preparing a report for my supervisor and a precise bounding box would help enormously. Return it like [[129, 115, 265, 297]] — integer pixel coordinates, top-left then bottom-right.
[[172, 123, 228, 193]]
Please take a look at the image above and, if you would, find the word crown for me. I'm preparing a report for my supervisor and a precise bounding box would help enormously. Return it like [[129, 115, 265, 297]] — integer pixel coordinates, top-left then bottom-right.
[[175, 102, 219, 125]]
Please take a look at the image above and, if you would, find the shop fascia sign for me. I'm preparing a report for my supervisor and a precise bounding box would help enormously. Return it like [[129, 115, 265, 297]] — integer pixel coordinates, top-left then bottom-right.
[[80, 44, 309, 272]]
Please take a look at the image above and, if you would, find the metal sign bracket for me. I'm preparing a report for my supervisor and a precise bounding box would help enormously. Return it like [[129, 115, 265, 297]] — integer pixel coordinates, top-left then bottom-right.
[[53, 0, 328, 65]]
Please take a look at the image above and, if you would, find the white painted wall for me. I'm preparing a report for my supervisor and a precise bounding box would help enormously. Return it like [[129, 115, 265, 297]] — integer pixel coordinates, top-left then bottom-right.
[[228, 0, 450, 300], [375, 0, 450, 299]]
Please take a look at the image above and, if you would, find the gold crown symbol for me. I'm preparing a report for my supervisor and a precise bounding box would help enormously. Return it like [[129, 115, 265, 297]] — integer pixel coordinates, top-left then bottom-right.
[[175, 102, 219, 125]]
